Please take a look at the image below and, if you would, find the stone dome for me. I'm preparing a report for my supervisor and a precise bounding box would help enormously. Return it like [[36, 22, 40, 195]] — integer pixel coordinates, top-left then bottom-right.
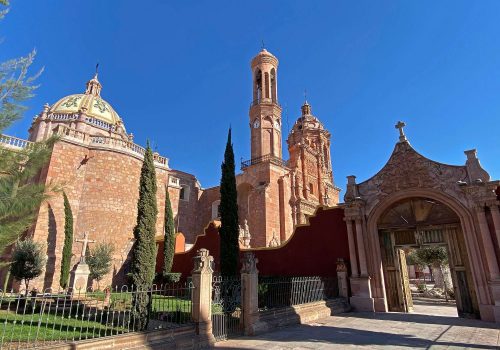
[[49, 74, 122, 126], [255, 48, 276, 58], [251, 48, 279, 68]]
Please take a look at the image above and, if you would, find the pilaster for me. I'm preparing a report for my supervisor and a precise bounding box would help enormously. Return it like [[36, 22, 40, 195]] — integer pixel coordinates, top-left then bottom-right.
[[344, 218, 358, 277], [191, 249, 215, 346], [240, 252, 267, 335], [475, 205, 500, 280]]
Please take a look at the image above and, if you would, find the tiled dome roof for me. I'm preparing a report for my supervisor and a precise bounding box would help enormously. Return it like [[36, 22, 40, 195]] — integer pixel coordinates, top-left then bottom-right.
[[49, 74, 122, 126]]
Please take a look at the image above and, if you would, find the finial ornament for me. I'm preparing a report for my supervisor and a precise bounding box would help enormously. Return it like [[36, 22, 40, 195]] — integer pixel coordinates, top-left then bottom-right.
[[85, 65, 102, 96], [240, 252, 258, 274], [261, 40, 265, 50], [395, 121, 407, 142], [304, 88, 307, 103], [192, 248, 214, 274]]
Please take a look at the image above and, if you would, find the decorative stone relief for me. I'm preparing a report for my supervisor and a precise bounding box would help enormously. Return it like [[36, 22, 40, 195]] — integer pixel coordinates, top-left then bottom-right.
[[240, 252, 259, 274], [268, 231, 280, 247], [464, 149, 490, 183], [461, 181, 500, 208], [336, 258, 348, 272], [354, 141, 470, 214], [239, 219, 251, 248], [192, 248, 214, 274]]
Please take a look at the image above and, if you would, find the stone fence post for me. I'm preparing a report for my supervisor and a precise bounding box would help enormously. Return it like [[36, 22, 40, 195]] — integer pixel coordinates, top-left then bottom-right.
[[191, 248, 215, 346], [336, 258, 349, 299], [241, 252, 267, 335]]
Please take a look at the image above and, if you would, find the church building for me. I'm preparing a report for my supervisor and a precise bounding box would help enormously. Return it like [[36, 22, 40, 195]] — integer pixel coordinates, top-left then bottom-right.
[[0, 49, 339, 290]]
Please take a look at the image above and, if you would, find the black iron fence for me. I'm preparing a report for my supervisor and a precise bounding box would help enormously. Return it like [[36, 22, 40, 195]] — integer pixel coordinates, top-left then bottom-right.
[[0, 282, 193, 350], [258, 276, 338, 311], [211, 276, 242, 341]]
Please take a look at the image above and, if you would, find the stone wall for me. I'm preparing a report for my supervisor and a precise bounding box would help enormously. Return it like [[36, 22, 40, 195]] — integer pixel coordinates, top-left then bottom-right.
[[195, 186, 220, 237], [24, 139, 178, 290]]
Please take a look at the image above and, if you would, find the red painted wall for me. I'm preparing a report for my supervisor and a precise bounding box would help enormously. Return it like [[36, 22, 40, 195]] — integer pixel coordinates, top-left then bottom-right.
[[250, 207, 349, 277], [156, 222, 221, 277], [159, 207, 350, 278]]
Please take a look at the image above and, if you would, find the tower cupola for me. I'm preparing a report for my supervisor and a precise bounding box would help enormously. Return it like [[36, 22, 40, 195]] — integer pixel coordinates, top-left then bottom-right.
[[251, 49, 279, 105]]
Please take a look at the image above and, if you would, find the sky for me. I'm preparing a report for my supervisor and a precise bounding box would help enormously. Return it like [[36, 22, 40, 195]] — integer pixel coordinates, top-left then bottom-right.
[[2, 1, 500, 193]]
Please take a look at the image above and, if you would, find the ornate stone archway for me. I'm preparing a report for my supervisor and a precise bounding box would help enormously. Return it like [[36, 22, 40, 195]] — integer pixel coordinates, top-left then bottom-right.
[[344, 123, 500, 322]]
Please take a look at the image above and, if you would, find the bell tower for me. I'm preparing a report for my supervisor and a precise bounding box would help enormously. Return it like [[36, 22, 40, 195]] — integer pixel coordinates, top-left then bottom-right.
[[287, 101, 340, 225], [249, 49, 282, 159]]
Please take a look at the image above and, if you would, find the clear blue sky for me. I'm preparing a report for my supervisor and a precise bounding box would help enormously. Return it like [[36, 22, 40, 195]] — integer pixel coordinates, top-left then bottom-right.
[[3, 1, 499, 193]]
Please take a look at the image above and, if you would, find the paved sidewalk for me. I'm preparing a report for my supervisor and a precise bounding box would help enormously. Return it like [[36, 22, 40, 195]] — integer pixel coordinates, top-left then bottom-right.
[[216, 302, 500, 349]]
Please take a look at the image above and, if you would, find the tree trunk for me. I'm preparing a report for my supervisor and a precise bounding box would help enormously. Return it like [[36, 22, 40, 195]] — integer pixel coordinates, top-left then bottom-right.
[[432, 264, 444, 289], [441, 265, 453, 290]]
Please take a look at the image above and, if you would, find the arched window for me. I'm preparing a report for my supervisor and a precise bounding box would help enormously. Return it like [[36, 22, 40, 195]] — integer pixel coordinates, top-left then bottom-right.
[[270, 68, 277, 102], [254, 69, 262, 101], [211, 200, 221, 220], [180, 184, 190, 201], [264, 72, 270, 99]]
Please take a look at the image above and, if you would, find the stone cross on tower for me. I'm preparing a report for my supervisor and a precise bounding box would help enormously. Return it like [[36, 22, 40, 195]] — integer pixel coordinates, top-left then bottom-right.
[[76, 232, 96, 263], [395, 121, 407, 142]]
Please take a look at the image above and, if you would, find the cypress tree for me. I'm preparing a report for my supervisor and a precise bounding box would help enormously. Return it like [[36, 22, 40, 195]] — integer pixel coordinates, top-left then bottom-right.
[[163, 188, 176, 278], [59, 192, 73, 289], [219, 128, 239, 276], [130, 142, 158, 330]]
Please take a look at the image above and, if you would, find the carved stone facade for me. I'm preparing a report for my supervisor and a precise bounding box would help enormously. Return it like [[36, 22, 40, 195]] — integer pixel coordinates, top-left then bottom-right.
[[287, 102, 340, 225], [344, 122, 500, 323]]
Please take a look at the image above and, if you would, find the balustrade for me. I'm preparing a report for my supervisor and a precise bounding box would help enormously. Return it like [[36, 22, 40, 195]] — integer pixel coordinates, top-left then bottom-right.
[[1, 126, 169, 168], [0, 134, 32, 149], [241, 154, 286, 169]]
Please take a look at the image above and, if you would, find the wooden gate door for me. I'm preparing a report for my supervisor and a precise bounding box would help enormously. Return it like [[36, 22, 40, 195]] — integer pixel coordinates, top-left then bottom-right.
[[444, 226, 479, 318], [380, 231, 404, 312], [397, 248, 414, 313]]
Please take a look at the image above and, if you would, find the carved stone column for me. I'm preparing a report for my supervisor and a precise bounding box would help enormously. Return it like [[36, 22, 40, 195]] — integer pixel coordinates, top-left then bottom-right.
[[489, 203, 500, 258], [355, 217, 368, 277], [344, 218, 359, 277], [336, 258, 349, 298], [240, 252, 267, 335], [475, 206, 500, 280], [191, 249, 215, 346]]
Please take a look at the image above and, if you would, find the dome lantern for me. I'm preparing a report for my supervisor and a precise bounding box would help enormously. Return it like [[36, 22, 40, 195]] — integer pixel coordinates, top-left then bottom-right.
[[301, 101, 311, 116], [85, 73, 102, 96]]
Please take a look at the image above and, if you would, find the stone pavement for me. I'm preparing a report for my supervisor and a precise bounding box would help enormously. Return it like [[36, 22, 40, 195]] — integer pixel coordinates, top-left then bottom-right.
[[216, 301, 500, 349]]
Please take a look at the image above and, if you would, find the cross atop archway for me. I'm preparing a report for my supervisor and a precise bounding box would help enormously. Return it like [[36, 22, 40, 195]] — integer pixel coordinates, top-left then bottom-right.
[[395, 121, 407, 142]]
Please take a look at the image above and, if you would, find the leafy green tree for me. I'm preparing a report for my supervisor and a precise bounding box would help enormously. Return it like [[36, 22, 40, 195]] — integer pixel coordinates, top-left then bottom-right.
[[219, 128, 239, 276], [87, 242, 114, 290], [163, 188, 178, 282], [59, 192, 73, 289], [130, 142, 158, 330], [10, 238, 46, 295], [0, 1, 57, 255], [414, 246, 450, 289]]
